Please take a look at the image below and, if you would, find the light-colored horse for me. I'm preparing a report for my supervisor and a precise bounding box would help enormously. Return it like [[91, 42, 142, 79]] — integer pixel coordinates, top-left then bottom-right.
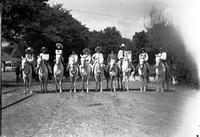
[[80, 55, 92, 93], [37, 56, 48, 93], [108, 58, 118, 92], [21, 57, 33, 94], [53, 55, 64, 93], [93, 60, 104, 92], [155, 56, 166, 92], [68, 57, 79, 93], [137, 59, 148, 92], [120, 51, 132, 91]]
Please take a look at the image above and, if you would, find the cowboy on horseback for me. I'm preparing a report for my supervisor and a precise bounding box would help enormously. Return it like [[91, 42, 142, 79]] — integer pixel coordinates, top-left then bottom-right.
[[107, 50, 117, 71], [92, 46, 104, 72], [158, 47, 167, 67], [117, 43, 127, 69], [38, 47, 52, 75], [138, 48, 151, 71], [67, 50, 79, 71], [55, 43, 64, 63], [25, 47, 35, 71], [81, 48, 92, 65]]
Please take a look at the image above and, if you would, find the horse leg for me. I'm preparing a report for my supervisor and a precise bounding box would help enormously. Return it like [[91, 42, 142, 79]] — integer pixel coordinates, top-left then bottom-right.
[[86, 78, 89, 93], [110, 78, 113, 92], [70, 78, 72, 93], [59, 76, 62, 93], [54, 77, 58, 92], [82, 78, 85, 92], [45, 78, 48, 93], [24, 78, 26, 93], [113, 78, 116, 92], [29, 77, 32, 94], [74, 78, 77, 93], [100, 77, 103, 92], [156, 76, 159, 92], [95, 79, 98, 92]]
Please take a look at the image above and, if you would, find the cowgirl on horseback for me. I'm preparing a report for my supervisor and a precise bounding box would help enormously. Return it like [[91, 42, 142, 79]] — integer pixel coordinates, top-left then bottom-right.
[[67, 50, 79, 71], [25, 47, 35, 72], [92, 46, 104, 72], [38, 47, 52, 75]]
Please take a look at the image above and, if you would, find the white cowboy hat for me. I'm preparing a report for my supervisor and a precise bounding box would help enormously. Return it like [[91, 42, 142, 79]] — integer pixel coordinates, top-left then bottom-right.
[[95, 46, 101, 52], [25, 47, 33, 52], [56, 43, 63, 49], [41, 47, 47, 52], [82, 48, 90, 54], [120, 43, 126, 47]]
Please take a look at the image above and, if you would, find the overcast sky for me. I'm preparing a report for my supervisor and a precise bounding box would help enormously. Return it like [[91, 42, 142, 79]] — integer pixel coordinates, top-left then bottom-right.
[[48, 0, 182, 39]]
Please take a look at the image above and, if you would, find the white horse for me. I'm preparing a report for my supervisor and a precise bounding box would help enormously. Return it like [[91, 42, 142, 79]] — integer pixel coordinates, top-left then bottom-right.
[[80, 55, 92, 93], [108, 58, 118, 92], [68, 57, 79, 93], [21, 57, 33, 94], [37, 56, 48, 93], [155, 55, 166, 92], [121, 51, 132, 91], [53, 55, 64, 93], [93, 60, 104, 92]]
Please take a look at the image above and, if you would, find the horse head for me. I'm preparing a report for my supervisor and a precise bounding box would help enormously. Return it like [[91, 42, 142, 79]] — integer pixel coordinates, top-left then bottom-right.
[[21, 57, 28, 70]]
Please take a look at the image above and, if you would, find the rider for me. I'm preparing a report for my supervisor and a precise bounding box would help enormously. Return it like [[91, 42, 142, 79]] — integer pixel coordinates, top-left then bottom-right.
[[158, 47, 167, 67], [92, 46, 104, 73], [55, 42, 66, 75], [107, 50, 117, 70], [117, 43, 127, 69], [38, 47, 52, 75], [25, 47, 35, 70], [67, 50, 78, 71], [138, 48, 151, 73]]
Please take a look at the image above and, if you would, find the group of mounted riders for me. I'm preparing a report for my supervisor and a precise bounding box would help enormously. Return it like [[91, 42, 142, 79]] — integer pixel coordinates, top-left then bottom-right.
[[21, 42, 175, 93]]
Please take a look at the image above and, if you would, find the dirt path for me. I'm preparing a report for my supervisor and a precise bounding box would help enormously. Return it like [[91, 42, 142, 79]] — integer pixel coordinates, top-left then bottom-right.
[[2, 79, 198, 137]]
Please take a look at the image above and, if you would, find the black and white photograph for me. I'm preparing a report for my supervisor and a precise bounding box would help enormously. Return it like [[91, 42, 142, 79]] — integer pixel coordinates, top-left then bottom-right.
[[1, 0, 200, 136]]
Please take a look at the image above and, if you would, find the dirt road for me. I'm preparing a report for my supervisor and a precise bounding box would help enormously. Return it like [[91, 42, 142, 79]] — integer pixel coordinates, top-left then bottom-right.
[[2, 75, 198, 137]]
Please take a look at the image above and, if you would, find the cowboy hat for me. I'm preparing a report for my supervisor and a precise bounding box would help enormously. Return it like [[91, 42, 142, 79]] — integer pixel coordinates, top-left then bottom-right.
[[120, 43, 126, 47], [82, 48, 90, 54], [25, 47, 33, 52], [95, 46, 101, 52], [56, 43, 63, 49], [41, 47, 47, 52]]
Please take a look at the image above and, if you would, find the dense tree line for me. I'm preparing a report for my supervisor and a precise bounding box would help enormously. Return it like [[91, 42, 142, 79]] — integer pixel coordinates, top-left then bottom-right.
[[2, 1, 199, 87]]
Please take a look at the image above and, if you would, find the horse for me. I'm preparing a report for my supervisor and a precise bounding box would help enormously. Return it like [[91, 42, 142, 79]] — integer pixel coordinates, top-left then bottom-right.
[[53, 55, 64, 93], [107, 58, 118, 92], [21, 57, 33, 94], [137, 59, 148, 92], [118, 51, 132, 91], [68, 57, 79, 93], [80, 55, 92, 93], [93, 60, 104, 92], [37, 56, 48, 93], [154, 57, 166, 92]]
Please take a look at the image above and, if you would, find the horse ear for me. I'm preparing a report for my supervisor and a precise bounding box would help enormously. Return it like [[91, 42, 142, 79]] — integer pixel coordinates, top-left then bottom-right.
[[21, 56, 23, 60]]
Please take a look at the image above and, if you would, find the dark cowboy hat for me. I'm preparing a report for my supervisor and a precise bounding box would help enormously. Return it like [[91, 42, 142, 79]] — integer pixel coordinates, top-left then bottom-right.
[[82, 48, 90, 54], [25, 47, 33, 53], [95, 46, 102, 52], [141, 47, 145, 51], [41, 47, 47, 52], [56, 43, 63, 49]]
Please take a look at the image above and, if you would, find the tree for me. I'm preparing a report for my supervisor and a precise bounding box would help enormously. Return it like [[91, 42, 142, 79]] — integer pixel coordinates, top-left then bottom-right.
[[144, 6, 199, 86]]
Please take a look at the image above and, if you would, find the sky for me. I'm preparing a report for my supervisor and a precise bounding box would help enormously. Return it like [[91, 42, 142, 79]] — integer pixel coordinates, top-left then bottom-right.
[[48, 0, 174, 39]]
